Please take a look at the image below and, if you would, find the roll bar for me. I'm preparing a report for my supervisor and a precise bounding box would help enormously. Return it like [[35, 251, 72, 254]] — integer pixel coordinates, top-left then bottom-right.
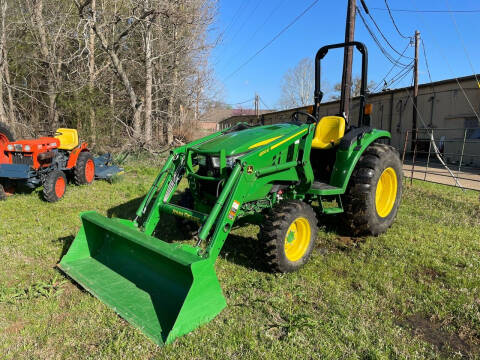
[[313, 42, 369, 126]]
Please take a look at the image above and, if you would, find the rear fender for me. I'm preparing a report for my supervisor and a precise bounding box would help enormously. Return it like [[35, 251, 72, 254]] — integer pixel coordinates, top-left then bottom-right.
[[330, 128, 391, 190], [66, 142, 89, 169]]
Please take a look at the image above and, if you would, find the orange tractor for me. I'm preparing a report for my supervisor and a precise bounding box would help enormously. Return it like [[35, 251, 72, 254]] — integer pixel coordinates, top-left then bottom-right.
[[0, 122, 122, 202]]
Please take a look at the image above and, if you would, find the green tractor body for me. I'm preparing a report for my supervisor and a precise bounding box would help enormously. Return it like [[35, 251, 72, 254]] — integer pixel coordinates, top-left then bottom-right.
[[59, 42, 403, 345]]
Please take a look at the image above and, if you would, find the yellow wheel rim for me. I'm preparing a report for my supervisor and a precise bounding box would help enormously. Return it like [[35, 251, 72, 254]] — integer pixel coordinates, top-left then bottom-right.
[[375, 167, 398, 218], [284, 217, 311, 262]]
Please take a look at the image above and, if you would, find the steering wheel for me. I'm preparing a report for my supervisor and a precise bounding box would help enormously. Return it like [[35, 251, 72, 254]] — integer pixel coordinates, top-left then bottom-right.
[[291, 111, 317, 124]]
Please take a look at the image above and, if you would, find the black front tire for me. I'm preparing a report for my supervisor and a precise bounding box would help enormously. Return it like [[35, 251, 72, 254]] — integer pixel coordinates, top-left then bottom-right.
[[74, 151, 95, 185], [43, 170, 67, 202], [342, 143, 403, 236], [259, 200, 318, 273]]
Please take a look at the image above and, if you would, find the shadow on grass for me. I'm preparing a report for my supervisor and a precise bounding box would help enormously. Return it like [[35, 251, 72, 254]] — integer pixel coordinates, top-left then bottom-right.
[[219, 232, 269, 272], [56, 195, 353, 273], [106, 193, 193, 242], [53, 235, 75, 259], [105, 194, 268, 270], [107, 195, 144, 219], [314, 212, 367, 252]]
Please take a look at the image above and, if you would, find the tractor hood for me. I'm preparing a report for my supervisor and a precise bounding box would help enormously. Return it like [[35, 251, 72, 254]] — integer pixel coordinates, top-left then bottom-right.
[[192, 123, 303, 156]]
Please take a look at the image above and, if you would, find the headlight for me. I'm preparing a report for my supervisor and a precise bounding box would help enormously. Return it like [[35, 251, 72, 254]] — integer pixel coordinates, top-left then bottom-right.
[[7, 144, 14, 151], [211, 156, 220, 168], [210, 152, 250, 169], [24, 145, 31, 152]]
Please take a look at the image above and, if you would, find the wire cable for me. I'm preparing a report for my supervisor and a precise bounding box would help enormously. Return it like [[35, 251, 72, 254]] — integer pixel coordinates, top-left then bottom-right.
[[259, 96, 272, 110], [224, 1, 262, 53], [211, 0, 253, 65], [371, 7, 480, 14], [373, 42, 412, 92], [360, 0, 414, 59], [224, 98, 255, 106], [356, 6, 411, 67], [219, 0, 287, 70], [222, 0, 252, 40], [444, 0, 480, 88], [384, 0, 410, 39], [401, 75, 464, 189], [410, 0, 480, 122], [387, 63, 414, 89], [420, 39, 437, 95], [222, 0, 320, 81]]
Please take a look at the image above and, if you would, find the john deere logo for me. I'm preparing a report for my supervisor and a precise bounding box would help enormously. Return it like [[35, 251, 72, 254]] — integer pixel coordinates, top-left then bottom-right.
[[247, 166, 254, 174]]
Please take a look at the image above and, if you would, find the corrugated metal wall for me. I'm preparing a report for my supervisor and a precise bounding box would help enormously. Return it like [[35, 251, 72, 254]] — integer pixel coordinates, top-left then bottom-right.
[[219, 76, 480, 161]]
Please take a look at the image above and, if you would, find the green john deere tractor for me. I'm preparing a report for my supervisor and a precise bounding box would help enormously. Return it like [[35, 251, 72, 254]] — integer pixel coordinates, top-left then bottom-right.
[[59, 42, 403, 345]]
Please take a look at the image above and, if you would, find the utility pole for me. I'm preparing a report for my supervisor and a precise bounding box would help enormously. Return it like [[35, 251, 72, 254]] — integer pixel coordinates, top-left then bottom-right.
[[254, 93, 259, 118], [412, 30, 420, 150], [340, 0, 357, 120]]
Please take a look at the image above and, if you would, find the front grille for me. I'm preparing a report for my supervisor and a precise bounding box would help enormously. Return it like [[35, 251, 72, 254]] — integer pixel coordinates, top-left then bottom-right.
[[12, 153, 33, 166]]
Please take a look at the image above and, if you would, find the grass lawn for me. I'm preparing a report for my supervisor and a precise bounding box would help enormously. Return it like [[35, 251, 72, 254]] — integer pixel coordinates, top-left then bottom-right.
[[0, 158, 479, 359]]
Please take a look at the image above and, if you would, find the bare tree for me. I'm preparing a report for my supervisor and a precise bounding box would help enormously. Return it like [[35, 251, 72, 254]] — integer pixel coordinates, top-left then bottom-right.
[[331, 76, 376, 100], [278, 58, 315, 109], [0, 0, 9, 125], [0, 0, 218, 148], [87, 0, 96, 143], [143, 0, 154, 146]]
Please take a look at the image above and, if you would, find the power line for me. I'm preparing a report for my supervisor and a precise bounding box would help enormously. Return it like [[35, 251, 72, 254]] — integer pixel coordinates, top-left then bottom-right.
[[211, 0, 253, 65], [444, 0, 480, 88], [222, 0, 320, 82], [223, 1, 262, 53], [224, 98, 255, 106], [222, 0, 252, 39], [360, 0, 414, 59], [410, 0, 480, 122], [401, 74, 464, 189], [373, 42, 412, 92], [356, 6, 411, 67], [371, 7, 480, 14], [219, 0, 287, 70], [384, 0, 410, 39], [387, 63, 414, 89], [259, 96, 272, 110], [420, 40, 434, 85]]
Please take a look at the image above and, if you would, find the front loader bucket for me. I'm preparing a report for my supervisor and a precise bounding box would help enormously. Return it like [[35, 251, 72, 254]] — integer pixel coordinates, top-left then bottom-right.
[[58, 211, 226, 345]]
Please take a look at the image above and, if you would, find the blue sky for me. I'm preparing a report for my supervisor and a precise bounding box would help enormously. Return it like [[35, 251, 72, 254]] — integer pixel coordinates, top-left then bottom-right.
[[210, 0, 480, 110]]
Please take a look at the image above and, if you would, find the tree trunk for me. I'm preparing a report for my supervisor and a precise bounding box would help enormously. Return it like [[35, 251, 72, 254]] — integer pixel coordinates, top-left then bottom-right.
[[165, 25, 178, 146], [93, 25, 143, 142], [4, 59, 15, 125], [88, 0, 96, 143], [32, 0, 58, 127], [144, 20, 153, 146], [0, 1, 8, 125]]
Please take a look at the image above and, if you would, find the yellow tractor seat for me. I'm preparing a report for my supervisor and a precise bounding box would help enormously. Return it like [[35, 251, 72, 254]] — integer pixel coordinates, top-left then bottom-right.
[[311, 116, 346, 149], [55, 128, 79, 150]]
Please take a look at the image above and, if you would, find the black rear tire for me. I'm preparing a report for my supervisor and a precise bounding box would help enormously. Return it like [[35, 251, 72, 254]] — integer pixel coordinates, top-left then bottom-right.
[[0, 122, 14, 164], [342, 143, 403, 236], [74, 151, 95, 185], [0, 121, 14, 142], [43, 170, 67, 202], [259, 200, 318, 273]]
